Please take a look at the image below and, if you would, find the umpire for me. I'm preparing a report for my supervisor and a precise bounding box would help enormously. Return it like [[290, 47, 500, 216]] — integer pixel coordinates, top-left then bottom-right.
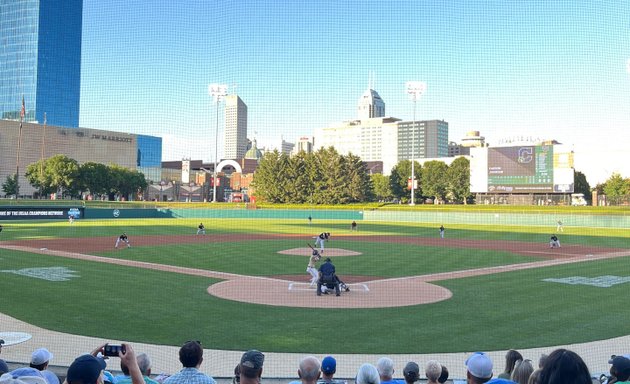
[[317, 258, 340, 296]]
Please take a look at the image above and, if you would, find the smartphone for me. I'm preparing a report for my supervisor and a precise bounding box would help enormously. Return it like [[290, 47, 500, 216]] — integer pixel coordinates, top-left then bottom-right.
[[103, 344, 125, 357]]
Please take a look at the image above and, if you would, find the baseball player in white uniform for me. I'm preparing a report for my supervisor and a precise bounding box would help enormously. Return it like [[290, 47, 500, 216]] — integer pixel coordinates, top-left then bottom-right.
[[306, 249, 321, 287]]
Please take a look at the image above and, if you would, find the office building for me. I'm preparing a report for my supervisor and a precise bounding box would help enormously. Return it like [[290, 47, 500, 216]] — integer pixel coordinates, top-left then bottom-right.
[[314, 87, 449, 175], [0, 0, 83, 128], [293, 137, 313, 154], [0, 119, 162, 197], [224, 95, 248, 159]]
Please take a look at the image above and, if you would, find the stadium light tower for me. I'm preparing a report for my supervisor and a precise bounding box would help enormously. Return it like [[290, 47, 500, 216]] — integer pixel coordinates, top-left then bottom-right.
[[405, 81, 426, 205], [209, 83, 228, 203]]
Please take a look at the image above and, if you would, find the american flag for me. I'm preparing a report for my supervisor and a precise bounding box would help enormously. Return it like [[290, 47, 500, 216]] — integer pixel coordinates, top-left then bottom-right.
[[20, 96, 25, 119]]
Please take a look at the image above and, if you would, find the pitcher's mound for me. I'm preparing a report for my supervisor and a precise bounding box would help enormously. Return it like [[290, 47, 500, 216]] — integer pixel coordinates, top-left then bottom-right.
[[278, 248, 361, 256]]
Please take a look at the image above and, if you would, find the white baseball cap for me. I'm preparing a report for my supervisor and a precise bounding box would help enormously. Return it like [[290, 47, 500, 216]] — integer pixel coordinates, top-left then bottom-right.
[[30, 348, 53, 365]]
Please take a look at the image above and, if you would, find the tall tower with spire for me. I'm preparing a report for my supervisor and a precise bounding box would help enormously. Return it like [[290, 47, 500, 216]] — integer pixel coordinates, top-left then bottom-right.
[[357, 72, 385, 120]]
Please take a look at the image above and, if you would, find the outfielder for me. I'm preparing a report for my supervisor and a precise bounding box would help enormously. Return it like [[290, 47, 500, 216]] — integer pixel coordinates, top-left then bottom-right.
[[197, 222, 206, 235], [115, 233, 131, 249], [313, 232, 331, 252], [306, 247, 321, 287]]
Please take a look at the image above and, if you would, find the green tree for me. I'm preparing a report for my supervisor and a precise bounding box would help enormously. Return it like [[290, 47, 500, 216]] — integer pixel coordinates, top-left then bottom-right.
[[602, 173, 630, 199], [371, 174, 393, 201], [251, 150, 286, 203], [2, 173, 19, 198], [25, 155, 79, 198], [421, 160, 449, 203], [77, 162, 110, 197], [446, 157, 471, 204], [573, 171, 591, 199], [344, 153, 374, 202], [389, 160, 422, 202], [108, 165, 147, 200]]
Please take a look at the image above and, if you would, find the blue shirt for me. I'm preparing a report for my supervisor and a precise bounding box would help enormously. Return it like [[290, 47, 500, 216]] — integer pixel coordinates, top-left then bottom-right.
[[164, 368, 216, 384], [319, 261, 335, 276]]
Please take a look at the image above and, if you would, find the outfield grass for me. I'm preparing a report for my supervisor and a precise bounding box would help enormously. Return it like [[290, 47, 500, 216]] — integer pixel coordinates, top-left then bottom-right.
[[1, 217, 629, 353]]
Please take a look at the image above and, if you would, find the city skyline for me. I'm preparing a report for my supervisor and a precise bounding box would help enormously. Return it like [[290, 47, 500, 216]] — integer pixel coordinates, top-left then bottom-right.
[[75, 0, 630, 185]]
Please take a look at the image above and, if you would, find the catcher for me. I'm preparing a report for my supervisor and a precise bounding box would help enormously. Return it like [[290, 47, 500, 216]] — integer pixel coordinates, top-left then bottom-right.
[[306, 246, 322, 287]]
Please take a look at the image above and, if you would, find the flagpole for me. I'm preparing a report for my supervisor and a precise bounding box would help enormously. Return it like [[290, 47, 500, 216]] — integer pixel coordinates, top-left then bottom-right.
[[40, 112, 47, 177], [15, 96, 25, 199]]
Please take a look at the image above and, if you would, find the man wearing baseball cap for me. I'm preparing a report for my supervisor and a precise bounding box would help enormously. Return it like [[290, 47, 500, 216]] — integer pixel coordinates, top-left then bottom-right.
[[317, 356, 345, 384], [239, 350, 264, 384], [610, 356, 630, 383], [466, 352, 493, 384], [29, 348, 59, 384], [67, 343, 143, 384]]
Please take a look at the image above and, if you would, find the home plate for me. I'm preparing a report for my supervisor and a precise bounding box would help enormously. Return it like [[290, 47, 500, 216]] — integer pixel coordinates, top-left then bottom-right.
[[288, 282, 369, 292]]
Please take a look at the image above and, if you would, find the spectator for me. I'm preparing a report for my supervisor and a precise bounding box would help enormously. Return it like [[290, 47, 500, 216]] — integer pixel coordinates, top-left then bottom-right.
[[29, 348, 59, 384], [498, 351, 523, 380], [538, 349, 591, 384], [164, 341, 215, 384], [356, 364, 380, 384], [117, 353, 158, 384], [317, 356, 345, 384], [0, 340, 8, 376], [231, 364, 240, 384], [377, 357, 400, 384], [238, 350, 264, 384], [528, 369, 541, 384], [511, 360, 534, 384], [0, 374, 41, 384], [610, 356, 630, 384], [424, 361, 441, 384], [437, 366, 449, 384], [402, 362, 419, 384], [290, 356, 320, 384], [67, 343, 144, 384], [1, 368, 47, 384], [537, 355, 548, 369], [465, 352, 494, 384]]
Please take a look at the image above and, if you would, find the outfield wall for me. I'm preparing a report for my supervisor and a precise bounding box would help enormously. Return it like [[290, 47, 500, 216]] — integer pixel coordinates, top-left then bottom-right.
[[82, 208, 362, 220], [363, 210, 630, 228], [5, 206, 629, 228]]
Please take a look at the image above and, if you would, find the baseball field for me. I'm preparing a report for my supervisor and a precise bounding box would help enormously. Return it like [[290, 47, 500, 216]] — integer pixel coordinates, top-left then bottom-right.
[[1, 209, 630, 356]]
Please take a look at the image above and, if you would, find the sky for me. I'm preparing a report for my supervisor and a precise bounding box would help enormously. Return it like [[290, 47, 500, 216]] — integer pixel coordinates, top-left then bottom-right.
[[79, 0, 630, 185]]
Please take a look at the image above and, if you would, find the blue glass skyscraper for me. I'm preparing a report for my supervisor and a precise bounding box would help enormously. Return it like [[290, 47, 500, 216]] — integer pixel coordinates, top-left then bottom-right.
[[0, 0, 83, 128]]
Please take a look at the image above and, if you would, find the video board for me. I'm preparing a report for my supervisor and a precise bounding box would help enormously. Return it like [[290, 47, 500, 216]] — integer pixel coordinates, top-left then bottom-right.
[[470, 145, 574, 194]]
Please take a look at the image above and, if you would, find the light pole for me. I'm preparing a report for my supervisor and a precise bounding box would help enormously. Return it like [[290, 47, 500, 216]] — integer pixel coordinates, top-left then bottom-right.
[[405, 81, 426, 205], [209, 83, 227, 203]]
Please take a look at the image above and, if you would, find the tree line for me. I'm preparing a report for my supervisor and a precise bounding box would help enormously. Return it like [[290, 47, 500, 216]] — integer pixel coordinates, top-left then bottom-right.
[[252, 148, 473, 204], [2, 154, 147, 200]]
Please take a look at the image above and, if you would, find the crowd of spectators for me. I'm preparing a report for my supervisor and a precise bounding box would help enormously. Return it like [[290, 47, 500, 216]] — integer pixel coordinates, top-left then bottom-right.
[[1, 342, 629, 384]]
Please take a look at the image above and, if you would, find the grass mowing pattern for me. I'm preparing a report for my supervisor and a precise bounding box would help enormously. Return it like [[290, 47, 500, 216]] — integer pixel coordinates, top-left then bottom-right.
[[1, 217, 629, 353]]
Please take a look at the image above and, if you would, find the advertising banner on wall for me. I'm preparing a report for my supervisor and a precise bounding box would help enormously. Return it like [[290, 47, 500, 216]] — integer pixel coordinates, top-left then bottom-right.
[[0, 207, 84, 220]]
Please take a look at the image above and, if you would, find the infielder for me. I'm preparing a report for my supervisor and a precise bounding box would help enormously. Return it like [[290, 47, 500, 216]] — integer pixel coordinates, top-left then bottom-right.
[[197, 222, 206, 235], [306, 249, 321, 287], [439, 225, 445, 239], [313, 232, 331, 252], [115, 233, 131, 249], [549, 234, 561, 248]]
